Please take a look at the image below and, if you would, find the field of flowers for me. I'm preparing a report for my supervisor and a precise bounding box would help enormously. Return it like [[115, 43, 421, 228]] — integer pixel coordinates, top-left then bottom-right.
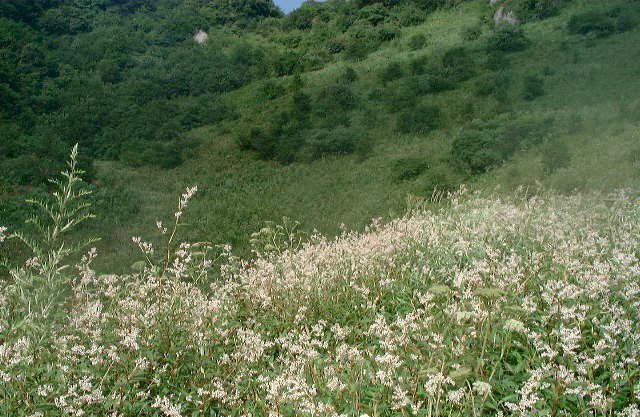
[[1, 157, 640, 416]]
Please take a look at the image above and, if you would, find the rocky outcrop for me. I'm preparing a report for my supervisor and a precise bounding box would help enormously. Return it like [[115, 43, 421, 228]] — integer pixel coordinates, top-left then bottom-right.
[[494, 5, 518, 26], [193, 30, 208, 45]]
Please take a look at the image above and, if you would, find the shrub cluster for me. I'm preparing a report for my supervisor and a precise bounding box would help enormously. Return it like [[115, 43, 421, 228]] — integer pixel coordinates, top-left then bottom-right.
[[487, 25, 529, 52], [567, 8, 636, 38], [451, 115, 553, 173]]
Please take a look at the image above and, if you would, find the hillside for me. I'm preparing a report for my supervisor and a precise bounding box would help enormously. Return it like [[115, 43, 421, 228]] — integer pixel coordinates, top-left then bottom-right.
[[2, 1, 640, 415], [40, 0, 639, 270]]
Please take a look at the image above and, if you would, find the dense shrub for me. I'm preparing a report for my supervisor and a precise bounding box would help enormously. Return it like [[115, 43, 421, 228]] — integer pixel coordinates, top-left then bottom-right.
[[487, 25, 529, 52], [540, 138, 571, 174], [452, 116, 554, 173], [409, 54, 430, 75], [486, 52, 511, 71], [475, 71, 511, 96], [258, 80, 286, 101], [423, 66, 458, 92], [343, 36, 375, 61], [315, 83, 359, 117], [450, 129, 502, 174], [510, 0, 569, 22], [474, 71, 512, 98], [273, 50, 302, 76], [306, 126, 369, 159], [522, 75, 544, 100], [285, 6, 315, 30], [379, 61, 405, 84], [383, 83, 420, 113], [408, 33, 427, 50], [396, 103, 441, 134], [461, 25, 482, 41], [416, 163, 462, 194], [377, 24, 400, 42], [392, 157, 429, 181], [397, 5, 427, 26], [441, 47, 475, 81], [292, 91, 312, 116], [567, 9, 635, 38], [337, 66, 359, 84]]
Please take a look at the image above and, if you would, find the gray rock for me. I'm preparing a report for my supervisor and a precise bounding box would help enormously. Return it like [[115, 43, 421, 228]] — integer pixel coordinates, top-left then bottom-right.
[[193, 30, 208, 45], [494, 6, 518, 26]]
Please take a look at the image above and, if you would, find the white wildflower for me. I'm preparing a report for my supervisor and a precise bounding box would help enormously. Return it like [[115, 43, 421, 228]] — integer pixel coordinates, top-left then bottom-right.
[[472, 381, 492, 396], [152, 396, 183, 417], [504, 319, 527, 333]]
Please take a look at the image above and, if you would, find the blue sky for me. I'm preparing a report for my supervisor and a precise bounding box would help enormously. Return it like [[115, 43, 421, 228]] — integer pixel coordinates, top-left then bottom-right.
[[274, 0, 310, 13]]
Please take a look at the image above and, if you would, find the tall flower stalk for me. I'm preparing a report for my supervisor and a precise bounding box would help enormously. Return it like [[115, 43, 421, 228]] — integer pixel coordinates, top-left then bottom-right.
[[3, 144, 98, 325]]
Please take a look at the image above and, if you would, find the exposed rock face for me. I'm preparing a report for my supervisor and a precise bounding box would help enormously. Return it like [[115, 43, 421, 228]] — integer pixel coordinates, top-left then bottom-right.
[[494, 6, 518, 26], [193, 30, 208, 45]]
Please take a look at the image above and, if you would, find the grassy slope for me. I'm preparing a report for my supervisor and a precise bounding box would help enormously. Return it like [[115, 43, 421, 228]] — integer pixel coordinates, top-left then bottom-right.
[[90, 0, 640, 271]]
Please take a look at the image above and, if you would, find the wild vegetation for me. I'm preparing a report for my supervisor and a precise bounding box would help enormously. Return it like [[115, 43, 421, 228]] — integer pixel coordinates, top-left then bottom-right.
[[1, 0, 640, 413], [2, 154, 640, 416], [2, 0, 640, 268]]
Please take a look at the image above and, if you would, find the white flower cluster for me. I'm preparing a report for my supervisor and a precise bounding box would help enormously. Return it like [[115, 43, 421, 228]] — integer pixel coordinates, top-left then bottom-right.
[[3, 190, 640, 417]]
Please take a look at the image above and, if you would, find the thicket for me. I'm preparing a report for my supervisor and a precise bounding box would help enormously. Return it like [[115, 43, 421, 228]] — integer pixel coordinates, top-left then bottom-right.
[[0, 0, 281, 185], [451, 116, 554, 174], [567, 7, 636, 38], [487, 25, 529, 52], [1, 0, 483, 188], [508, 0, 571, 22]]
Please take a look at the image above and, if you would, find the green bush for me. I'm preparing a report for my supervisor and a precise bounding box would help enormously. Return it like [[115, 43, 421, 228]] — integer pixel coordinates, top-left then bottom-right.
[[377, 24, 400, 42], [258, 80, 286, 101], [306, 126, 369, 159], [396, 103, 441, 134], [408, 33, 427, 50], [409, 54, 430, 75], [441, 47, 475, 81], [540, 139, 571, 174], [486, 52, 511, 71], [237, 127, 277, 158], [315, 83, 359, 117], [461, 25, 482, 41], [392, 157, 429, 181], [474, 71, 512, 98], [397, 5, 426, 26], [451, 116, 554, 173], [451, 130, 502, 174], [343, 37, 375, 61], [423, 66, 458, 92], [273, 50, 302, 76], [337, 66, 359, 84], [567, 9, 634, 38], [487, 25, 529, 52], [510, 0, 569, 22], [379, 61, 405, 84], [416, 163, 462, 194], [383, 83, 420, 113], [522, 75, 544, 100]]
